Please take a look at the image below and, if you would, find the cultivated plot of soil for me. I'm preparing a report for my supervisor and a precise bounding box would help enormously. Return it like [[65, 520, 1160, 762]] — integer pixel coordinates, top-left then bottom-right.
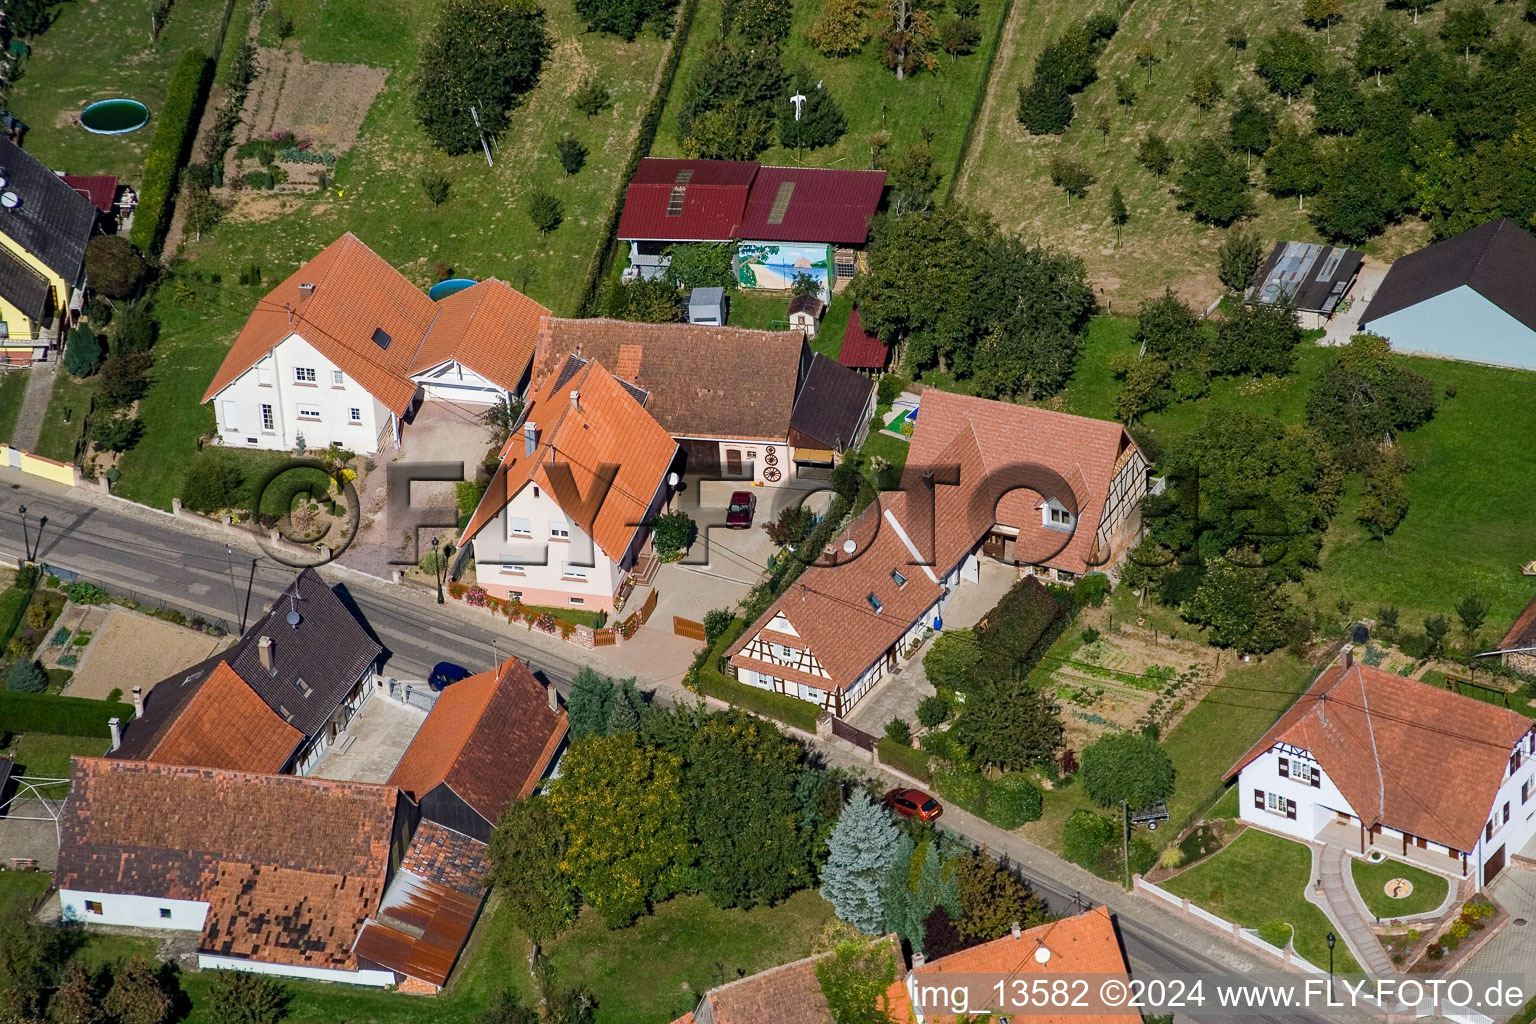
[[62, 608, 229, 700], [240, 49, 386, 154]]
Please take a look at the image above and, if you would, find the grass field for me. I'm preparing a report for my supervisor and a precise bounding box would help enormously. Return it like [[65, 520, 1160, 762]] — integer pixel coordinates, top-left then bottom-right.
[[649, 0, 1006, 191], [955, 0, 1530, 306], [5, 0, 230, 180], [0, 371, 26, 443], [1349, 857, 1449, 920], [31, 367, 94, 463], [0, 870, 51, 907], [176, 0, 675, 317], [10, 733, 105, 799], [1163, 828, 1362, 973]]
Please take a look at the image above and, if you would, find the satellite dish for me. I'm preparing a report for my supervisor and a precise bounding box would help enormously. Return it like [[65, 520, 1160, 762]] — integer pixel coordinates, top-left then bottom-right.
[[842, 538, 857, 554], [0, 175, 9, 189], [1034, 946, 1052, 964], [286, 610, 302, 629], [0, 192, 18, 209]]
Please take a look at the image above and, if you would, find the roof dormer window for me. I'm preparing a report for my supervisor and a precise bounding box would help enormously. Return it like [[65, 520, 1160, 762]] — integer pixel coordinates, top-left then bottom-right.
[[1043, 500, 1075, 532]]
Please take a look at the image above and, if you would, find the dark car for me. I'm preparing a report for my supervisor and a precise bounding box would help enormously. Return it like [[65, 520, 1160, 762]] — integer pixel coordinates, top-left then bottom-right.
[[885, 788, 943, 822], [725, 490, 756, 529], [428, 661, 472, 691]]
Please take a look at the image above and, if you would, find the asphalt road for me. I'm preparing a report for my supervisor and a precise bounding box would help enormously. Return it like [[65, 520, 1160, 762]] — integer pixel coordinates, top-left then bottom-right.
[[0, 470, 1354, 1023]]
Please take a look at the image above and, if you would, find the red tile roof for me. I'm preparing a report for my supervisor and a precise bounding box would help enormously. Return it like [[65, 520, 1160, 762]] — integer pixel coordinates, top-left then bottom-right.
[[903, 389, 1139, 576], [885, 907, 1139, 1024], [532, 317, 809, 442], [460, 358, 678, 560], [617, 159, 885, 245], [203, 234, 546, 414], [738, 166, 885, 245], [675, 934, 904, 1024], [388, 656, 568, 827], [134, 662, 303, 774], [838, 307, 889, 370], [61, 174, 117, 214], [1497, 593, 1536, 652], [617, 158, 757, 242], [409, 278, 550, 393], [1228, 659, 1535, 852], [57, 758, 397, 972]]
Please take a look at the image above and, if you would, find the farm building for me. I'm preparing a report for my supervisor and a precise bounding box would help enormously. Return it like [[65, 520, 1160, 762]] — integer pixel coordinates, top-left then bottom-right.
[[616, 158, 885, 300], [1245, 241, 1363, 329], [1359, 219, 1536, 370]]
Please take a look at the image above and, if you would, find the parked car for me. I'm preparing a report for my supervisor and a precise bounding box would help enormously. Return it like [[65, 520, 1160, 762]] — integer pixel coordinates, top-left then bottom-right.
[[428, 661, 471, 691], [885, 788, 942, 822], [725, 490, 756, 529]]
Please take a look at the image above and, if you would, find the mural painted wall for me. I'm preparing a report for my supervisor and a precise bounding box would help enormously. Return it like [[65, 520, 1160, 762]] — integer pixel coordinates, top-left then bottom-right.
[[736, 242, 831, 298]]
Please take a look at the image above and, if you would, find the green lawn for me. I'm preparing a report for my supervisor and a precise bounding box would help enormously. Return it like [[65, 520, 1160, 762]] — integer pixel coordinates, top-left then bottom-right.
[[32, 368, 94, 464], [954, 0, 1530, 307], [650, 0, 1006, 190], [862, 430, 909, 476], [722, 289, 852, 360], [0, 870, 50, 908], [9, 734, 106, 800], [1349, 857, 1449, 921], [5, 0, 230, 181], [1163, 828, 1362, 974], [0, 371, 26, 444]]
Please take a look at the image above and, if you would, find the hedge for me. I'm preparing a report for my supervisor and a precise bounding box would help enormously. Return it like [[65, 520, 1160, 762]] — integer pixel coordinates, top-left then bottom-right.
[[129, 49, 213, 253], [695, 667, 821, 733], [0, 691, 135, 738], [931, 765, 1043, 829], [876, 737, 931, 783], [0, 582, 33, 653], [973, 577, 1062, 683]]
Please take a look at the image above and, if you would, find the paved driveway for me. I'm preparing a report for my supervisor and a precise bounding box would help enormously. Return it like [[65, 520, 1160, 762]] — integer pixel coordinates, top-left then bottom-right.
[[1322, 261, 1389, 346]]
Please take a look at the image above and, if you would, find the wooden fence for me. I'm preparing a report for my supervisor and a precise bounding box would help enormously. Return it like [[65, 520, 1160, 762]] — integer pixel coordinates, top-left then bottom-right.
[[673, 616, 707, 641]]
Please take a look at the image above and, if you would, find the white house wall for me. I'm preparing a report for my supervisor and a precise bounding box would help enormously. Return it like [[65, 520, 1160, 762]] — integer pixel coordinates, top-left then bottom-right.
[[211, 334, 396, 454], [1470, 732, 1536, 887], [472, 481, 625, 611], [60, 889, 207, 931], [411, 360, 507, 404], [1364, 285, 1536, 371], [1236, 747, 1357, 843], [197, 954, 396, 988]]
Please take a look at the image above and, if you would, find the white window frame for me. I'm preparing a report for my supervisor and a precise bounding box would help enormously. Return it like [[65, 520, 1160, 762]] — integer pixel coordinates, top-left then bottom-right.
[[501, 563, 526, 575], [1265, 791, 1287, 814], [332, 370, 345, 386], [1044, 501, 1074, 530], [550, 521, 571, 540], [561, 562, 588, 581], [778, 644, 797, 661], [348, 407, 362, 423], [260, 404, 274, 431], [294, 367, 317, 383], [296, 403, 321, 420]]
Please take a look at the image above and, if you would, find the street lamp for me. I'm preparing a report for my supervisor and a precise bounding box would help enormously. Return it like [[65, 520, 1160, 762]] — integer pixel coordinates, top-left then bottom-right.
[[1326, 931, 1336, 997], [432, 536, 445, 604], [17, 504, 29, 564]]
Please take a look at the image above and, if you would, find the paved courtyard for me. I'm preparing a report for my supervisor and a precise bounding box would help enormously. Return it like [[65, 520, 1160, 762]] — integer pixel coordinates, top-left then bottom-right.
[[1462, 833, 1536, 986], [310, 691, 425, 783]]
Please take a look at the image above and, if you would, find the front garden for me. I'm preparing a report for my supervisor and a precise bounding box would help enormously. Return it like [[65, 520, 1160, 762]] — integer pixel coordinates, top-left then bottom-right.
[[1349, 856, 1449, 920], [1162, 828, 1362, 974]]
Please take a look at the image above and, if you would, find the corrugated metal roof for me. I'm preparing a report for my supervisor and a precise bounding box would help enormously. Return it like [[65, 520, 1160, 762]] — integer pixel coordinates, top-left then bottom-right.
[[617, 159, 754, 242], [738, 166, 885, 245], [837, 307, 889, 369], [1246, 241, 1363, 315]]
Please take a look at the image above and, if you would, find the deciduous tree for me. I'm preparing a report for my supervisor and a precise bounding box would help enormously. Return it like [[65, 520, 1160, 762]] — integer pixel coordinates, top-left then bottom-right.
[[664, 242, 736, 290], [102, 957, 174, 1024], [1016, 75, 1074, 134], [1357, 445, 1409, 544], [204, 969, 289, 1024], [1441, 0, 1491, 58], [1216, 228, 1265, 293], [1262, 122, 1322, 207], [413, 0, 551, 154], [953, 681, 1063, 771], [1353, 13, 1403, 85], [1174, 140, 1253, 225], [1213, 299, 1302, 376], [1136, 131, 1173, 180], [574, 0, 676, 36], [1311, 68, 1363, 134], [806, 0, 872, 56], [1227, 92, 1276, 167], [1080, 732, 1175, 810], [1253, 28, 1319, 101], [1182, 559, 1301, 652], [953, 852, 1049, 941], [1109, 185, 1128, 245], [85, 235, 148, 300], [487, 796, 578, 942], [814, 940, 900, 1024]]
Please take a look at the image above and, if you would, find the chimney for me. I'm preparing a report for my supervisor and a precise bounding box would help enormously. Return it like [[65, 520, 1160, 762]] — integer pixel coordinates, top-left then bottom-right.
[[258, 635, 274, 674], [1010, 921, 1022, 939], [912, 951, 926, 969], [131, 686, 144, 719], [569, 389, 580, 411], [547, 682, 559, 713], [298, 282, 315, 297], [108, 717, 122, 752], [1342, 647, 1354, 670], [524, 421, 538, 457]]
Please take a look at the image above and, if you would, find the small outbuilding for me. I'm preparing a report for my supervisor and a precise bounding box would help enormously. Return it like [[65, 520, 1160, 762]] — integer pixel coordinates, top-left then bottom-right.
[[787, 294, 826, 339], [1245, 241, 1364, 329], [688, 286, 727, 326], [837, 306, 890, 374]]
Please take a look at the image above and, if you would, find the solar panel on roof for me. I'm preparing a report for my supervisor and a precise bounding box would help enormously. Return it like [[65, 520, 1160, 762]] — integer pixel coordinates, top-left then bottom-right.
[[667, 185, 686, 217], [766, 181, 795, 225]]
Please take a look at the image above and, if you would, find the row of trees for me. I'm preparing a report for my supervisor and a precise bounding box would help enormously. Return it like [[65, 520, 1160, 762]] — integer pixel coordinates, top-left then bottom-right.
[[1016, 10, 1119, 134], [414, 0, 552, 155], [673, 39, 848, 160], [806, 0, 984, 78], [852, 204, 1096, 399]]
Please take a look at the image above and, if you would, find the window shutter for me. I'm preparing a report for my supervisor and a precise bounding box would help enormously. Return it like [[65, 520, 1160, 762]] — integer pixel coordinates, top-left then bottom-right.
[[1278, 757, 1289, 778], [1253, 789, 1265, 810], [1286, 800, 1297, 820], [1311, 768, 1321, 789]]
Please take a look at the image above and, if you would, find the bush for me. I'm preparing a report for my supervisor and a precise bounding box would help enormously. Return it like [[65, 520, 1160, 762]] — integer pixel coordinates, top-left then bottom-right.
[[206, 969, 290, 1024], [1062, 808, 1115, 869], [916, 694, 951, 727], [180, 454, 246, 514], [876, 736, 931, 782], [924, 629, 982, 689], [85, 235, 149, 300], [66, 582, 109, 605], [1258, 920, 1291, 948], [652, 509, 696, 560], [884, 717, 912, 744], [573, 76, 613, 116], [973, 579, 1062, 682], [1073, 572, 1111, 609], [420, 171, 452, 206], [5, 659, 48, 693], [64, 326, 103, 378], [932, 766, 988, 815], [702, 608, 735, 647], [0, 690, 133, 735], [985, 774, 1043, 828], [242, 169, 275, 190], [130, 50, 212, 253], [528, 191, 564, 234], [876, 373, 907, 406]]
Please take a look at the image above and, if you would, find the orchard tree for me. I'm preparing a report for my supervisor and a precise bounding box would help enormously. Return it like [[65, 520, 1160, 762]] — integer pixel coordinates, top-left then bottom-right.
[[1301, 0, 1342, 42], [806, 0, 872, 56], [1358, 446, 1409, 544], [1174, 140, 1253, 225], [204, 970, 289, 1024], [1135, 289, 1206, 367], [1109, 185, 1129, 245], [545, 733, 689, 927], [1080, 732, 1175, 811], [779, 72, 848, 151], [1187, 65, 1223, 109], [730, 0, 792, 41], [1456, 591, 1488, 644], [684, 98, 776, 160], [1137, 131, 1173, 180], [414, 0, 551, 155], [1216, 228, 1265, 292], [1354, 13, 1404, 85], [1306, 334, 1437, 462], [1253, 28, 1319, 101], [1309, 144, 1399, 244], [1262, 122, 1322, 208], [1047, 155, 1094, 201], [0, 898, 52, 1017], [664, 242, 736, 290], [820, 792, 900, 933], [1227, 91, 1276, 168], [1311, 69, 1363, 135], [882, 0, 939, 78], [1017, 75, 1074, 134], [572, 76, 613, 116], [50, 964, 105, 1024], [528, 191, 564, 234], [575, 0, 677, 38], [1182, 560, 1300, 652], [488, 796, 578, 942], [556, 133, 588, 174], [1441, 0, 1491, 59], [1214, 299, 1302, 376], [102, 957, 174, 1024]]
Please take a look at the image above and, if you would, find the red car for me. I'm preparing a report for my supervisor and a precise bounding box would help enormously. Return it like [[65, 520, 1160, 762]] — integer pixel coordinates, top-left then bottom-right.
[[885, 788, 943, 822], [725, 490, 756, 529]]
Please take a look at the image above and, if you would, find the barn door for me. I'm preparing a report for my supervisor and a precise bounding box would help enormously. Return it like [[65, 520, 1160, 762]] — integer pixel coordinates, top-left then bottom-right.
[[1485, 845, 1506, 884], [726, 449, 743, 476]]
